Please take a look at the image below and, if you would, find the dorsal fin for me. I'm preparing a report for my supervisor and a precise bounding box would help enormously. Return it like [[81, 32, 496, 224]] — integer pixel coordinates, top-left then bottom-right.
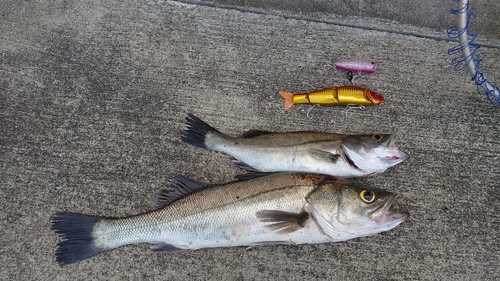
[[153, 175, 210, 208], [241, 130, 272, 138]]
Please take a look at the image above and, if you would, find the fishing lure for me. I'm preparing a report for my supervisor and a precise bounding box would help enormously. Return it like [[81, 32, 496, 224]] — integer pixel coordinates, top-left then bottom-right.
[[333, 59, 379, 82], [279, 86, 384, 111], [334, 59, 378, 74], [447, 0, 499, 105]]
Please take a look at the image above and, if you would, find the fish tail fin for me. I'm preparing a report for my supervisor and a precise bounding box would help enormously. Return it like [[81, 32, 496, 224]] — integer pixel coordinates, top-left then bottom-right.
[[279, 91, 295, 111], [51, 212, 110, 266], [181, 114, 220, 149]]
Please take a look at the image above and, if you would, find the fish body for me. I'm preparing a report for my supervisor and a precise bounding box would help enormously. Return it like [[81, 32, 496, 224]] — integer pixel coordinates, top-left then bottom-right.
[[334, 59, 378, 73], [181, 114, 407, 178], [52, 173, 408, 265], [279, 86, 384, 110]]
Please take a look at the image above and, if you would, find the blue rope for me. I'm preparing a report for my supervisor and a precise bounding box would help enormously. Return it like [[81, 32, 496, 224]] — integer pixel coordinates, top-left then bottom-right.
[[447, 0, 500, 106]]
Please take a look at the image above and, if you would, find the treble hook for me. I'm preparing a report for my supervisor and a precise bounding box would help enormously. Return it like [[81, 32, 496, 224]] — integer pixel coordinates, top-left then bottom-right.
[[323, 64, 335, 71], [306, 104, 319, 119], [347, 71, 362, 83], [344, 105, 366, 118]]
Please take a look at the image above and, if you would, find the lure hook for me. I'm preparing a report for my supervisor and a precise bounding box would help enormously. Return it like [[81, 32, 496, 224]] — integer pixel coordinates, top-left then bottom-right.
[[306, 104, 319, 119], [347, 71, 361, 83], [323, 64, 335, 71], [344, 105, 366, 118]]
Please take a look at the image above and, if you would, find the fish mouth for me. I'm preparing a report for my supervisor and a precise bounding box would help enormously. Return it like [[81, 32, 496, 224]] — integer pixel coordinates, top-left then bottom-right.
[[381, 135, 409, 163], [383, 135, 397, 149], [342, 135, 409, 173], [382, 153, 409, 165], [368, 194, 409, 224]]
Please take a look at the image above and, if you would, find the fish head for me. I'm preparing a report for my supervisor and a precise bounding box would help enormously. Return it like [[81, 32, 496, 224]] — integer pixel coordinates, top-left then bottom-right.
[[338, 185, 408, 237], [342, 134, 409, 175], [307, 182, 408, 240], [365, 90, 384, 104]]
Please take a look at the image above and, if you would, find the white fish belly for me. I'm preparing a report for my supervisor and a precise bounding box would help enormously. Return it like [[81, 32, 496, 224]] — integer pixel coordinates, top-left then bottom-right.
[[215, 144, 364, 178], [156, 201, 331, 250]]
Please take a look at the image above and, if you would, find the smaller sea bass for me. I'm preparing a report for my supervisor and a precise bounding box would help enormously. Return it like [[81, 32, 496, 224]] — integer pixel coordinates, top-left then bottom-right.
[[181, 114, 408, 178], [51, 173, 408, 265], [279, 86, 384, 111], [334, 59, 378, 73]]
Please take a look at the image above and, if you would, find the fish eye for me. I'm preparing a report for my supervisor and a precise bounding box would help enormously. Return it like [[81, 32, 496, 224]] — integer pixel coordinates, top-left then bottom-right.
[[360, 190, 376, 203], [371, 61, 375, 64], [372, 134, 382, 141]]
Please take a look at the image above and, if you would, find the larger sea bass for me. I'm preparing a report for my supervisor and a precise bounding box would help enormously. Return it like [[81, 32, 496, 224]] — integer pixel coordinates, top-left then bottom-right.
[[52, 173, 408, 265], [181, 114, 409, 178]]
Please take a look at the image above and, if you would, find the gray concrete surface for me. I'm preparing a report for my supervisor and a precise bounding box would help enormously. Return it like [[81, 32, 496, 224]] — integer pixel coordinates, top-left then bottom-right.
[[199, 0, 500, 41], [1, 0, 499, 280]]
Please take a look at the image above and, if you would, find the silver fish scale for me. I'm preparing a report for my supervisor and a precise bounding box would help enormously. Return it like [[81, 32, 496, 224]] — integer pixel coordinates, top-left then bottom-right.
[[92, 178, 327, 250]]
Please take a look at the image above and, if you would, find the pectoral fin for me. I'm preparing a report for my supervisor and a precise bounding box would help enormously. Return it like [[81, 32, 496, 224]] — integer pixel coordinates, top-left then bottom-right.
[[309, 149, 341, 164], [256, 210, 309, 234]]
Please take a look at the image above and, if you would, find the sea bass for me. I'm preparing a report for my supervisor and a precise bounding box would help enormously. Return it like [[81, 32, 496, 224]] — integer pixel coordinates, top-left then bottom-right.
[[181, 114, 409, 178], [51, 173, 409, 265]]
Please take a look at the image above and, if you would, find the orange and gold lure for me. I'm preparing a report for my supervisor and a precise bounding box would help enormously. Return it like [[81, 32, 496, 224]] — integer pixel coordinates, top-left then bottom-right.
[[279, 86, 384, 111]]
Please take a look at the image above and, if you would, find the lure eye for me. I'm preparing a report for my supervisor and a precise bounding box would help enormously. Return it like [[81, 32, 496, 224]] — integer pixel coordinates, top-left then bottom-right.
[[371, 61, 375, 65], [360, 190, 376, 203], [372, 134, 382, 141]]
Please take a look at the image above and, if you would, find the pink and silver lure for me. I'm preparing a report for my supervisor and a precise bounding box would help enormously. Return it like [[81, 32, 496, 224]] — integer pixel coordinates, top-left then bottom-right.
[[334, 59, 378, 74]]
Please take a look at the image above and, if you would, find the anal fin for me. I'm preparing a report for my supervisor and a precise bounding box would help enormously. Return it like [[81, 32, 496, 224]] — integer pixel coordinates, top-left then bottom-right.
[[256, 210, 309, 234], [232, 159, 261, 172], [150, 243, 187, 253]]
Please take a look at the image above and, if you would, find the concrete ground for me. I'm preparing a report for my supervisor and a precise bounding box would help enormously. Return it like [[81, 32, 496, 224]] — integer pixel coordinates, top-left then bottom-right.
[[1, 0, 499, 280]]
